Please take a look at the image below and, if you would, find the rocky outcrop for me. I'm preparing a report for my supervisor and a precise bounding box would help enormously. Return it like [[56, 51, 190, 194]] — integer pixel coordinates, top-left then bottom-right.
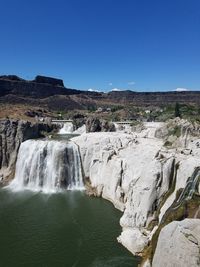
[[152, 219, 200, 267], [0, 75, 81, 98], [73, 121, 200, 263], [0, 75, 24, 82], [155, 117, 200, 148], [73, 129, 172, 254], [0, 119, 54, 184], [86, 117, 115, 132], [34, 75, 64, 87], [1, 75, 200, 111], [1, 118, 199, 265]]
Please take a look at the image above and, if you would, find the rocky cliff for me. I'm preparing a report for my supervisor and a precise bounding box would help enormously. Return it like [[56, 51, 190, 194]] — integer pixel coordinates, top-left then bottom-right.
[[72, 119, 200, 266], [0, 75, 200, 112], [0, 75, 81, 98], [0, 119, 54, 184], [1, 116, 200, 265], [85, 117, 116, 132]]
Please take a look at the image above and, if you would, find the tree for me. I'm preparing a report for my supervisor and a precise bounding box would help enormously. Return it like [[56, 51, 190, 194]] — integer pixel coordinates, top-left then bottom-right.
[[174, 102, 181, 118]]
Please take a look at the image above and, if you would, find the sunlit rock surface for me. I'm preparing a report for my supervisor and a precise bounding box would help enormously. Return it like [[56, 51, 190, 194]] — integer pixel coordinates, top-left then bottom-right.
[[1, 118, 199, 265], [73, 121, 200, 259], [152, 219, 200, 267]]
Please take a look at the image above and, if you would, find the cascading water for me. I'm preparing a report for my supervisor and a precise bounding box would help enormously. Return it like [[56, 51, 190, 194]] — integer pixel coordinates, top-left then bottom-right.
[[8, 139, 84, 193], [59, 122, 74, 134], [59, 122, 86, 135]]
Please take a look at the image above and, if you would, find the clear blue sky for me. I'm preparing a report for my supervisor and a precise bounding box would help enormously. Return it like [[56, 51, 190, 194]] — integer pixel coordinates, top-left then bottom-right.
[[0, 0, 200, 92]]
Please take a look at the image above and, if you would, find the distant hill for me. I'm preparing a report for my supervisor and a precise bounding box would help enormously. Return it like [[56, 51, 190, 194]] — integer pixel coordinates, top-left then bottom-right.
[[0, 75, 82, 98], [0, 75, 200, 111]]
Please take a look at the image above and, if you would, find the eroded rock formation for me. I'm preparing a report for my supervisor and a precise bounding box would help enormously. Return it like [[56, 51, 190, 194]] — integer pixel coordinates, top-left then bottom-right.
[[86, 117, 116, 132], [1, 75, 200, 113], [1, 117, 200, 265], [72, 120, 200, 265]]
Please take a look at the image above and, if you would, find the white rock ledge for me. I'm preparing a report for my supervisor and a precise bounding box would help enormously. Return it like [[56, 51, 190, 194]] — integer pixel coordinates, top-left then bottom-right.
[[72, 122, 200, 259]]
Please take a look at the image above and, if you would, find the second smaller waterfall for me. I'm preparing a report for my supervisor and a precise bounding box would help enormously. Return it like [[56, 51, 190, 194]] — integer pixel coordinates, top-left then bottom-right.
[[9, 140, 84, 193], [59, 122, 74, 134]]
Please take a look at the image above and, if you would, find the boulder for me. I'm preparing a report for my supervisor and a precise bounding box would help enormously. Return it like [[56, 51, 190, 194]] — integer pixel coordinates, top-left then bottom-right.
[[86, 117, 115, 132]]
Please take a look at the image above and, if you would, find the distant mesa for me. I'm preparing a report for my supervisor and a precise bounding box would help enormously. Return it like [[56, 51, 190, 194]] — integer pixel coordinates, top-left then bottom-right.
[[0, 74, 200, 111], [0, 74, 81, 99], [0, 75, 64, 87], [34, 75, 64, 87], [0, 75, 25, 82]]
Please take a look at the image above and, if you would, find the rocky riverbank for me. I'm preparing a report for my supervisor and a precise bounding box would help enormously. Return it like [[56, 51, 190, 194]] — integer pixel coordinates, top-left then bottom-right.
[[72, 119, 200, 266]]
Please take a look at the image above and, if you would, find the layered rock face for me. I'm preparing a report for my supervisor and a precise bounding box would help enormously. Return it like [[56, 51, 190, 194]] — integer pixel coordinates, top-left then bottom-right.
[[73, 120, 200, 264], [1, 75, 200, 111], [0, 119, 54, 184], [0, 75, 81, 98], [34, 75, 64, 87], [73, 124, 170, 255]]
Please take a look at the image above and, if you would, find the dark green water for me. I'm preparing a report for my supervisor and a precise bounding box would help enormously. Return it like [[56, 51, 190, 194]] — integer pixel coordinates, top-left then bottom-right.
[[0, 189, 140, 267]]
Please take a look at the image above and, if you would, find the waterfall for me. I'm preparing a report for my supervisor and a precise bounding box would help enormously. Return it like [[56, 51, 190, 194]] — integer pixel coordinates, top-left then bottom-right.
[[8, 140, 84, 193], [59, 122, 86, 135], [59, 122, 74, 134]]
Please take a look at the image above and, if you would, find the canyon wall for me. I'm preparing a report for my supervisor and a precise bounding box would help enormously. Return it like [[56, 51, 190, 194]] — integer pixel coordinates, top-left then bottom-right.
[[0, 75, 80, 98], [73, 120, 200, 265], [1, 75, 200, 111]]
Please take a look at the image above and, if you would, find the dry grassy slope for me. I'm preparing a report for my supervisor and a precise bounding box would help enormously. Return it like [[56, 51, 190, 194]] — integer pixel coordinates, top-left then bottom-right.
[[1, 75, 200, 120]]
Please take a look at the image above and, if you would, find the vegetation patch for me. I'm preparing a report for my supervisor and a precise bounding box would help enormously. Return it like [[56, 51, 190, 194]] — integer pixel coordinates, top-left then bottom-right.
[[163, 140, 173, 147], [168, 125, 181, 137]]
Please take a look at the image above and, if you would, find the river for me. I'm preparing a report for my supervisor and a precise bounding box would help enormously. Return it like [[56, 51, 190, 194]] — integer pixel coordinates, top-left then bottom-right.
[[0, 189, 140, 267]]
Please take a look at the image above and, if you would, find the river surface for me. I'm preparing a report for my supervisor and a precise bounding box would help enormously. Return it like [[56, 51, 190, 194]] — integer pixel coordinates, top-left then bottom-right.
[[0, 189, 140, 267]]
